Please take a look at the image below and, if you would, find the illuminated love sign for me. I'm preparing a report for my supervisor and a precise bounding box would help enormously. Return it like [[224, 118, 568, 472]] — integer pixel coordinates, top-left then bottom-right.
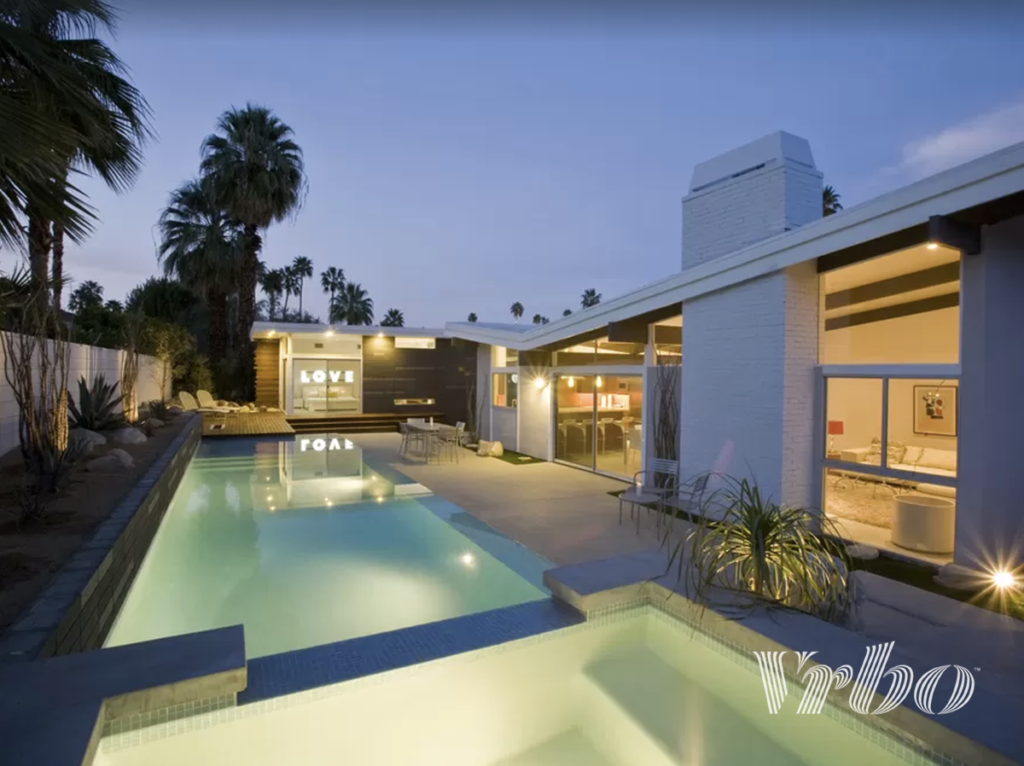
[[299, 369, 354, 384], [300, 437, 355, 452]]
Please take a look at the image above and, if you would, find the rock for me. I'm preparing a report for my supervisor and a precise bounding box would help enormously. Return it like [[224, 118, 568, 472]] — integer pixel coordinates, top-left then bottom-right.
[[934, 563, 985, 592], [845, 543, 879, 561], [477, 440, 504, 457], [267, 407, 281, 413], [70, 428, 106, 448], [86, 448, 134, 472], [144, 418, 165, 430], [110, 427, 147, 445]]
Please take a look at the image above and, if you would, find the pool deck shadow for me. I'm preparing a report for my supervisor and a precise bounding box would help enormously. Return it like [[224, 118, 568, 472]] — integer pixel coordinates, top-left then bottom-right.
[[352, 432, 665, 567]]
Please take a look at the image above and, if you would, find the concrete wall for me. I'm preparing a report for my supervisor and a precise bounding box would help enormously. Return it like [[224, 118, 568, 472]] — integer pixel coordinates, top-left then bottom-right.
[[955, 214, 1024, 569], [679, 262, 818, 508], [518, 369, 552, 460], [491, 406, 518, 451], [0, 336, 168, 459]]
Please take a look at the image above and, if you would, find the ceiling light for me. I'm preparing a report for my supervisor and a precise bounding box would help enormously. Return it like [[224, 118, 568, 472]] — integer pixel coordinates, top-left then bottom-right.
[[377, 331, 384, 338], [568, 376, 575, 388], [596, 375, 603, 388]]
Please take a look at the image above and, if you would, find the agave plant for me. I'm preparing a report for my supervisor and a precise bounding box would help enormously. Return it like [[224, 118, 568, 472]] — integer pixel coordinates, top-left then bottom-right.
[[664, 475, 853, 622], [147, 400, 169, 420], [68, 374, 124, 431]]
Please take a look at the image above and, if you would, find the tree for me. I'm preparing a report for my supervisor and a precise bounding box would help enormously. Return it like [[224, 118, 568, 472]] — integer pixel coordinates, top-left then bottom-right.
[[581, 288, 601, 308], [104, 299, 122, 312], [563, 308, 572, 317], [200, 104, 306, 340], [6, 1, 151, 311], [532, 313, 542, 325], [127, 277, 198, 324], [281, 265, 299, 316], [330, 282, 374, 325], [823, 185, 843, 216], [157, 178, 242, 362], [320, 265, 345, 307], [260, 268, 284, 320], [68, 280, 103, 312], [510, 301, 524, 323], [467, 312, 478, 323], [291, 255, 312, 315], [380, 308, 404, 327]]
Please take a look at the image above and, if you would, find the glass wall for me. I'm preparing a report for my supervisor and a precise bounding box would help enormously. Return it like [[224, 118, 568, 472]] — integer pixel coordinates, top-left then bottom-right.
[[552, 337, 644, 366], [492, 372, 518, 408], [292, 359, 361, 413], [555, 374, 642, 478]]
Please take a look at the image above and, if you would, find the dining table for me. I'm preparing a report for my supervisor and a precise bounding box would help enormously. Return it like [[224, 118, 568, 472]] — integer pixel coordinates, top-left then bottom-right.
[[405, 421, 458, 462]]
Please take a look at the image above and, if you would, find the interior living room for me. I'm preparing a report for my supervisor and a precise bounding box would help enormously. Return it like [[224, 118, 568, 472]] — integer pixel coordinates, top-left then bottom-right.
[[818, 241, 961, 563]]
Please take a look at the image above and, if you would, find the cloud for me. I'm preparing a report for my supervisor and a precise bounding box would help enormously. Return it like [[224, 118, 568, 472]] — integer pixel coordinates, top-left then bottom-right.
[[899, 101, 1024, 180]]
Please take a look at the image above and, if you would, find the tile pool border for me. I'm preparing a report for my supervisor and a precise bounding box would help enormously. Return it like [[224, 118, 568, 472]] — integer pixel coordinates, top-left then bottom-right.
[[0, 415, 202, 663]]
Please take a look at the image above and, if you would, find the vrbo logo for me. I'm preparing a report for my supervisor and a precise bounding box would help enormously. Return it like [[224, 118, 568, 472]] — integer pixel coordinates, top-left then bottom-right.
[[754, 641, 975, 716], [300, 437, 354, 452]]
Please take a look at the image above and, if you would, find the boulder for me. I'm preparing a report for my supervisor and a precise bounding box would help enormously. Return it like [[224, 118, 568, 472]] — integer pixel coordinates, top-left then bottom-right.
[[110, 427, 147, 446], [70, 428, 106, 448], [477, 440, 504, 457], [86, 448, 134, 472], [144, 418, 165, 430], [934, 563, 985, 592], [267, 407, 281, 413]]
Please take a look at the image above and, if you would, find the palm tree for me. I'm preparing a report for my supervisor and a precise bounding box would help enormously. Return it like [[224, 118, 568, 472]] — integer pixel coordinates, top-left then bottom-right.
[[4, 1, 152, 312], [823, 185, 843, 216], [330, 282, 374, 325], [467, 312, 478, 323], [200, 104, 306, 338], [281, 265, 299, 317], [510, 302, 524, 323], [380, 308, 404, 327], [260, 268, 284, 320], [291, 255, 313, 315], [158, 178, 242, 361], [581, 288, 601, 308], [104, 299, 122, 312], [320, 266, 345, 307], [68, 280, 103, 312], [532, 313, 543, 325], [563, 308, 572, 317]]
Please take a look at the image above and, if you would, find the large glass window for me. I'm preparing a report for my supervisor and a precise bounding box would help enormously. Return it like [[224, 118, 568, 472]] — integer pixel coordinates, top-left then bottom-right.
[[492, 346, 518, 367], [293, 359, 361, 413], [492, 372, 518, 408], [555, 374, 642, 477], [552, 337, 645, 366]]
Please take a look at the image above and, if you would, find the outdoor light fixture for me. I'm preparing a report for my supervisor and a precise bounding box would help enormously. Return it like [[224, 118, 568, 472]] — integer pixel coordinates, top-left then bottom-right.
[[992, 570, 1017, 590], [534, 376, 546, 390], [596, 375, 603, 388], [926, 242, 939, 251]]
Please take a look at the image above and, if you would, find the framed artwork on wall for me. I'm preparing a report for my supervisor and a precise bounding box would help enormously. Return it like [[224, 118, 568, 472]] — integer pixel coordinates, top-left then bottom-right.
[[913, 385, 958, 437]]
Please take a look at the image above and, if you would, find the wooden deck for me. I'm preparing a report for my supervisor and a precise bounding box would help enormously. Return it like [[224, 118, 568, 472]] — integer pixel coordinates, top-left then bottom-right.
[[201, 412, 295, 438]]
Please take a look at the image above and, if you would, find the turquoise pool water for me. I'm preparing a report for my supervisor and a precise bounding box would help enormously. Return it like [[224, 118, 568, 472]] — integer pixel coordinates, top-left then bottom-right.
[[105, 436, 549, 658]]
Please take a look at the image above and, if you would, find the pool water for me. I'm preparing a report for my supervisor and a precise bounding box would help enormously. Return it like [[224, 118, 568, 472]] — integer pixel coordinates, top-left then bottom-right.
[[105, 437, 549, 658], [97, 609, 929, 766]]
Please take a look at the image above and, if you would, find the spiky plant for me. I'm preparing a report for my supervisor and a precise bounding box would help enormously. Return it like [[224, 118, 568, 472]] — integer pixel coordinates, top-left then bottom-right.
[[68, 373, 123, 431]]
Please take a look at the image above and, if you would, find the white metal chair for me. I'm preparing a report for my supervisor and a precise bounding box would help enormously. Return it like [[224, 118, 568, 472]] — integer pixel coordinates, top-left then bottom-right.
[[618, 459, 678, 532]]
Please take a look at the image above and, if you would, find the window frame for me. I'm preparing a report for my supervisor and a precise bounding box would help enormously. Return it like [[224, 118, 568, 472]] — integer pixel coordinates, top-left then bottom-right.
[[491, 369, 519, 409]]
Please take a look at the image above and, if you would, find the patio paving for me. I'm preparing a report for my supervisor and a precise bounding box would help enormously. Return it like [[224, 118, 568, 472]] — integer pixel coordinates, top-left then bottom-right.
[[353, 433, 664, 566]]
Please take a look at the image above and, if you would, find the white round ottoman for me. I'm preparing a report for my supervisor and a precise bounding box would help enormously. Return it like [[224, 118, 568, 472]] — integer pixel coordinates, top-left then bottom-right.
[[891, 493, 956, 554]]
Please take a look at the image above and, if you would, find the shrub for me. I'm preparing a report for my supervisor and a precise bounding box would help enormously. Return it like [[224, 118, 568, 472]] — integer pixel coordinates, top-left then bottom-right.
[[147, 400, 169, 420], [68, 374, 124, 431], [665, 475, 853, 623]]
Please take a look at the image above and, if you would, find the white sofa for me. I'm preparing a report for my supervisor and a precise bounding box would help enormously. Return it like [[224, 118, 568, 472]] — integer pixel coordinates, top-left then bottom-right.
[[839, 444, 956, 497]]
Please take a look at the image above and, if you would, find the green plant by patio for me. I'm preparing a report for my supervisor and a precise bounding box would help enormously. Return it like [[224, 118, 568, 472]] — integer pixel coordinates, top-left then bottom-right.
[[69, 374, 124, 432]]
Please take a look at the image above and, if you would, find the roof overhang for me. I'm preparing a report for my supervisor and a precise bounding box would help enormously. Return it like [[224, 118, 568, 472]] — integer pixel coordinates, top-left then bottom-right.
[[445, 139, 1024, 351], [251, 322, 446, 340]]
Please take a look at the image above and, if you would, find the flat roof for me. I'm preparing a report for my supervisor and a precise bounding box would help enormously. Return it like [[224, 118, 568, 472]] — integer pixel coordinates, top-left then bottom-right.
[[252, 322, 445, 339]]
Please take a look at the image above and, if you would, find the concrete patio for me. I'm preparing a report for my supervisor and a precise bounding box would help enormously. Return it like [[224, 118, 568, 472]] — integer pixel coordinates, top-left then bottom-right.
[[353, 432, 664, 566]]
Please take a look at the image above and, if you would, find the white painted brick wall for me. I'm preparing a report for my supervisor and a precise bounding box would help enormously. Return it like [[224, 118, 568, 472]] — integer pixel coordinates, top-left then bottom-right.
[[679, 264, 818, 507], [518, 369, 552, 460], [682, 163, 823, 269]]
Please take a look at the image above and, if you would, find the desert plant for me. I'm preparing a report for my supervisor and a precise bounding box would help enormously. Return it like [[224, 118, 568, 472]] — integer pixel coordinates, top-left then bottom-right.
[[69, 374, 123, 431], [23, 435, 89, 494], [665, 476, 853, 623], [147, 400, 170, 420]]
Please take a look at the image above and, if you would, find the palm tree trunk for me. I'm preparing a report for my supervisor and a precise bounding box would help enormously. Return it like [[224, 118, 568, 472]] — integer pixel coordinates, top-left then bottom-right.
[[27, 206, 53, 308], [298, 279, 303, 316], [208, 287, 229, 362], [238, 224, 261, 338], [51, 220, 65, 311]]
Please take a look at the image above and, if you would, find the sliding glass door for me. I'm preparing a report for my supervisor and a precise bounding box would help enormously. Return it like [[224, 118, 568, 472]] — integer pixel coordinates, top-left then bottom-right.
[[555, 374, 643, 479]]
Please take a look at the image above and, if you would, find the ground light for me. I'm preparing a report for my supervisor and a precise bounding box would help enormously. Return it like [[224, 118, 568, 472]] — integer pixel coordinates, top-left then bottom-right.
[[325, 328, 334, 336]]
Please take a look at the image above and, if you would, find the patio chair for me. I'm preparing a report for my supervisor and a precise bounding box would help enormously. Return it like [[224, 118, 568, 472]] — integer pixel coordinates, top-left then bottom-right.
[[179, 391, 233, 413], [663, 472, 711, 530], [440, 423, 466, 463], [197, 390, 242, 412], [618, 459, 679, 533]]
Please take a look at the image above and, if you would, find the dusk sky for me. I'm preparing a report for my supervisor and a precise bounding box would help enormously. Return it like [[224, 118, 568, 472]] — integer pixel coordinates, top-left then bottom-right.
[[56, 5, 1024, 327]]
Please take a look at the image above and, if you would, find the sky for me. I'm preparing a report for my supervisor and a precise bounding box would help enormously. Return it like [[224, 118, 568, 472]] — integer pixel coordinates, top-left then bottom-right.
[[47, 2, 1024, 327]]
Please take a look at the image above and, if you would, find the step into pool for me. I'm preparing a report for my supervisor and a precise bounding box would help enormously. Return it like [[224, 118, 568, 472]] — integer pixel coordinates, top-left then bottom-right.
[[97, 608, 933, 766], [105, 436, 549, 658]]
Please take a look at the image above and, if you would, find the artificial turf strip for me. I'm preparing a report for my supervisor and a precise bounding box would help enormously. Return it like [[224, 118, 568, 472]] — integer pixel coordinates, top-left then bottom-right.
[[462, 445, 546, 465]]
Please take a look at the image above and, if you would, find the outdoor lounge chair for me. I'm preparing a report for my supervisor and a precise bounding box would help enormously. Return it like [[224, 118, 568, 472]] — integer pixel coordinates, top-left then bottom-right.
[[619, 459, 678, 532], [179, 391, 233, 413], [197, 390, 243, 411]]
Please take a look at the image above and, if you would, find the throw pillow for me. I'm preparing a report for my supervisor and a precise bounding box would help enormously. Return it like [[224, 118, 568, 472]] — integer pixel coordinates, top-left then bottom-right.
[[887, 440, 907, 464], [903, 445, 924, 465]]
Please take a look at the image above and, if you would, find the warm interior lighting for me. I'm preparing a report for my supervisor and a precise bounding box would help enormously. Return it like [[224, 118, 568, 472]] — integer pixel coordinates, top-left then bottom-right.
[[534, 376, 546, 390], [992, 570, 1017, 589], [377, 331, 384, 338], [596, 375, 603, 388], [926, 242, 939, 250], [267, 330, 275, 337], [568, 376, 575, 388]]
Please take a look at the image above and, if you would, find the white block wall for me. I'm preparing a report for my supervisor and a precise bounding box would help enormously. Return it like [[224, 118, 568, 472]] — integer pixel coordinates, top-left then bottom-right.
[[0, 336, 169, 458], [518, 368, 552, 460], [679, 262, 819, 508], [956, 214, 1024, 568]]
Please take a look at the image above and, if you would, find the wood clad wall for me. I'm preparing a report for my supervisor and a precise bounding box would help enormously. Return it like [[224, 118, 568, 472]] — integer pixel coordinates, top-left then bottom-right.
[[254, 339, 281, 407], [362, 337, 477, 422]]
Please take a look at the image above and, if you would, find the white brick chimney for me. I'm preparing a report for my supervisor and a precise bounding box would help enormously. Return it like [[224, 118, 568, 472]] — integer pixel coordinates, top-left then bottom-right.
[[681, 131, 823, 270]]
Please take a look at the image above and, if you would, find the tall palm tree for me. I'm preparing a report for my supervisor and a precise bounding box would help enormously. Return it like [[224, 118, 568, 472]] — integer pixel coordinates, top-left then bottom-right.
[[581, 288, 601, 308], [200, 104, 306, 338], [320, 265, 345, 308], [510, 302, 524, 323], [380, 308, 404, 327], [532, 313, 543, 325], [467, 312, 478, 323], [68, 280, 103, 312], [260, 268, 284, 320], [563, 308, 572, 317], [158, 178, 242, 361], [291, 255, 312, 315], [823, 185, 843, 216], [7, 0, 151, 311], [281, 265, 298, 316], [330, 282, 373, 325]]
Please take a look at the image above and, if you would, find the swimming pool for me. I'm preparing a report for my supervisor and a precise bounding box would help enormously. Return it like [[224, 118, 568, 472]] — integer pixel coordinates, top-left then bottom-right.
[[105, 436, 549, 658], [97, 607, 932, 766]]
